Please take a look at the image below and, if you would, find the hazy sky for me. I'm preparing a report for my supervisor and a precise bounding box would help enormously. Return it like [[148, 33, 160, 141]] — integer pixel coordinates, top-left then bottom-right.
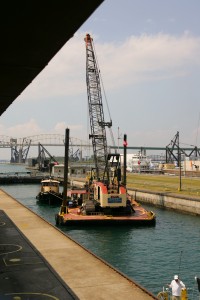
[[1, 0, 200, 159]]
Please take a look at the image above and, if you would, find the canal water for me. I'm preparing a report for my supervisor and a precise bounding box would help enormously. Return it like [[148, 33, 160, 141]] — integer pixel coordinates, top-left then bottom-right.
[[1, 164, 200, 299]]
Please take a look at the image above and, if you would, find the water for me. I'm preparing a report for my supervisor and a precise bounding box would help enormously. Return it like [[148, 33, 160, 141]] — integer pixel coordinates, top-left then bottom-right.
[[1, 164, 200, 299]]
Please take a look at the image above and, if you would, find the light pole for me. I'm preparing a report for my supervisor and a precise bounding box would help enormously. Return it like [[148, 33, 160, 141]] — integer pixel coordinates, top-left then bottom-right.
[[117, 127, 122, 152], [178, 132, 181, 191]]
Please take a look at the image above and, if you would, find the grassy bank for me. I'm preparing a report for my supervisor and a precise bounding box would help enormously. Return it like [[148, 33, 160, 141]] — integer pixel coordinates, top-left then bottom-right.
[[126, 173, 200, 198]]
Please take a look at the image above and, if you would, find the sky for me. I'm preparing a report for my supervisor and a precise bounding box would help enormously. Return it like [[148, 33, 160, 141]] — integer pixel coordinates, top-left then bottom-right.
[[1, 0, 200, 159]]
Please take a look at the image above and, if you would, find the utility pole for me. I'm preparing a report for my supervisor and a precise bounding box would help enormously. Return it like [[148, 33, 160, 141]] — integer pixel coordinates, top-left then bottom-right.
[[61, 128, 69, 213], [55, 128, 69, 225], [123, 134, 127, 187]]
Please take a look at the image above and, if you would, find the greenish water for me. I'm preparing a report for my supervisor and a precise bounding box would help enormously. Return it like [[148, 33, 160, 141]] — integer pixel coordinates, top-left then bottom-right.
[[1, 164, 200, 298]]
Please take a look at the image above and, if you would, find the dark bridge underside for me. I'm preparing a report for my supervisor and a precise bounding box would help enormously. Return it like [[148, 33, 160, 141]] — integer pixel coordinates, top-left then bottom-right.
[[0, 1, 103, 117]]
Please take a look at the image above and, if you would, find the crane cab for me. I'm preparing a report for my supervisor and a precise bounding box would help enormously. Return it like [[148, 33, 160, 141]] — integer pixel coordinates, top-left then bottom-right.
[[93, 181, 127, 208]]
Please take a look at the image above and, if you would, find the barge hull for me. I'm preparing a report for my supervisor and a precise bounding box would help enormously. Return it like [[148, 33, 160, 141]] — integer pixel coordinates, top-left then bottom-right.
[[59, 217, 156, 226], [56, 203, 156, 227]]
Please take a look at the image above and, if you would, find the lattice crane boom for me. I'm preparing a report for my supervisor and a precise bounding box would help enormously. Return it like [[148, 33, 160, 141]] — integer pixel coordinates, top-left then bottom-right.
[[84, 33, 112, 182]]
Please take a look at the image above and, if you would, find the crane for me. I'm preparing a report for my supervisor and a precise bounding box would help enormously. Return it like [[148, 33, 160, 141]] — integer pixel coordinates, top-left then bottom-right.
[[85, 33, 111, 183], [37, 143, 59, 172], [84, 34, 131, 216]]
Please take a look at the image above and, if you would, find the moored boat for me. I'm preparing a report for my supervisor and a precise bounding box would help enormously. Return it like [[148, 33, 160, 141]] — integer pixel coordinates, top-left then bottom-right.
[[36, 177, 62, 205], [157, 279, 188, 300]]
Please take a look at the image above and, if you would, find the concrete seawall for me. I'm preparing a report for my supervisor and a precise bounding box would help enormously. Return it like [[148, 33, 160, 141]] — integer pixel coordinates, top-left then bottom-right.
[[128, 189, 200, 215], [71, 178, 200, 216]]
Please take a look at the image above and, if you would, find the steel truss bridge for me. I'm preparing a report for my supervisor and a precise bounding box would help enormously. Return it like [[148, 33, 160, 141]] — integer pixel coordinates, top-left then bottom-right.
[[0, 133, 200, 164], [0, 134, 90, 163]]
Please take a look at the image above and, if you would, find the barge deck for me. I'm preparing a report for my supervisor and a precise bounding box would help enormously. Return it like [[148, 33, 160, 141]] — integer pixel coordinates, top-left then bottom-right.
[[56, 198, 156, 226]]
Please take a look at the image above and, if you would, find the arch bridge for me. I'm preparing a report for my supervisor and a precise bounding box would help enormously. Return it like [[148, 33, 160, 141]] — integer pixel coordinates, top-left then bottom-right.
[[0, 134, 89, 163]]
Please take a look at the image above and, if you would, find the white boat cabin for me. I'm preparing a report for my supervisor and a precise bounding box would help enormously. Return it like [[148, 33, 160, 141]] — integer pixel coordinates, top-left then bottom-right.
[[41, 179, 60, 194]]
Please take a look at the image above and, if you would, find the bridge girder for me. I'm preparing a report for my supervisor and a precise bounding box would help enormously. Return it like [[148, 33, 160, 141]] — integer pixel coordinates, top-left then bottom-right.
[[1, 134, 200, 163]]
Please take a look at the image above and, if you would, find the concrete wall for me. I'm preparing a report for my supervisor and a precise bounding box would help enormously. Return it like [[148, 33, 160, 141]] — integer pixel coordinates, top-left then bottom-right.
[[69, 177, 200, 216], [128, 189, 200, 215]]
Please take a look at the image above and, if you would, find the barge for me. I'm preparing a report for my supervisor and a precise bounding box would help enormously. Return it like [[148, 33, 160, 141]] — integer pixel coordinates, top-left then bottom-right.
[[55, 184, 156, 226], [55, 34, 156, 227]]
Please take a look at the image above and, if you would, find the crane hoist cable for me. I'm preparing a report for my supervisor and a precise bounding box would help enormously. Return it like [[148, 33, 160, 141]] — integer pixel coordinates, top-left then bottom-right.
[[85, 33, 117, 182], [92, 38, 116, 150]]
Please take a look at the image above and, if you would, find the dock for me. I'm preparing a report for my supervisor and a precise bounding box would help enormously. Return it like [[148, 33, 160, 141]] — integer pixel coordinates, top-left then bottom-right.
[[0, 172, 42, 184], [0, 209, 78, 300], [0, 189, 157, 300]]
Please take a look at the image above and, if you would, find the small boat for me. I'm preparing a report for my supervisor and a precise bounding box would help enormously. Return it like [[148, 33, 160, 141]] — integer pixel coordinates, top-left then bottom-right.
[[157, 272, 199, 300], [36, 177, 62, 205], [157, 286, 188, 300], [157, 276, 200, 299]]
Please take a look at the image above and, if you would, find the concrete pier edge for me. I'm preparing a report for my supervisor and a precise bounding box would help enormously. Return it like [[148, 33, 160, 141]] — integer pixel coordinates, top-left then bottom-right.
[[0, 188, 158, 300]]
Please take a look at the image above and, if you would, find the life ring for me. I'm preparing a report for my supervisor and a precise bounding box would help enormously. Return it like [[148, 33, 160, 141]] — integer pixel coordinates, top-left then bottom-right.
[[157, 291, 169, 300]]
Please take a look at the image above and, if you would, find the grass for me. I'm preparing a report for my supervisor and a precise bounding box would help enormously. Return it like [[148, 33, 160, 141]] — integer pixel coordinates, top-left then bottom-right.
[[126, 173, 200, 198]]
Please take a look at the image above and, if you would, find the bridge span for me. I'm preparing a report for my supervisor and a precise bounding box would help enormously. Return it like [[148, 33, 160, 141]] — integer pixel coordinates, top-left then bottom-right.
[[0, 134, 90, 163], [0, 134, 200, 163]]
